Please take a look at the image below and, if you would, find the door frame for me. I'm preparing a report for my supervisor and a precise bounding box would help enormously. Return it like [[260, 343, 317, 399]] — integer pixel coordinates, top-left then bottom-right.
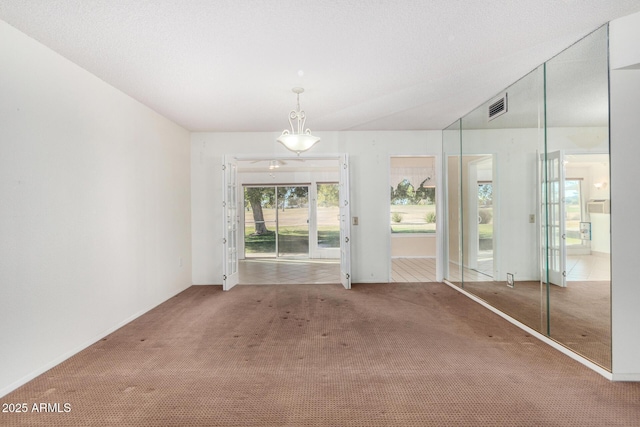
[[387, 154, 443, 283], [225, 154, 351, 287]]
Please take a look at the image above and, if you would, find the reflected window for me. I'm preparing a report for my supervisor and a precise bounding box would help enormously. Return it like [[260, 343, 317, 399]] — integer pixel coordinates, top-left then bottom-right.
[[565, 179, 583, 246]]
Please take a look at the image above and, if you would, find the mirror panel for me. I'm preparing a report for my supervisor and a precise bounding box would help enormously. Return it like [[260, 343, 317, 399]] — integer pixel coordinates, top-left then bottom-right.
[[459, 66, 546, 333], [545, 26, 611, 369], [442, 25, 611, 370], [443, 120, 462, 286]]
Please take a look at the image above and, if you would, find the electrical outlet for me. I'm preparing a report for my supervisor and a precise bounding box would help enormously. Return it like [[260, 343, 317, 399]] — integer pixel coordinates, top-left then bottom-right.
[[507, 273, 514, 288]]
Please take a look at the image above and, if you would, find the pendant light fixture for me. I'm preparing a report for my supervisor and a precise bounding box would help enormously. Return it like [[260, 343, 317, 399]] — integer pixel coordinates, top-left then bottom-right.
[[277, 87, 320, 155]]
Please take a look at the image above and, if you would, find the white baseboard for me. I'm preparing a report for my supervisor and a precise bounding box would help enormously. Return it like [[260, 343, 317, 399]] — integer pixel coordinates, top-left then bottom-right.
[[611, 373, 640, 381]]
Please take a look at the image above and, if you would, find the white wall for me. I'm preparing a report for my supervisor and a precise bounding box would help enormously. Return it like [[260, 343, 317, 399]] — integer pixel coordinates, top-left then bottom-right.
[[610, 11, 640, 380], [609, 10, 640, 70], [0, 21, 192, 396], [391, 235, 436, 257], [191, 131, 442, 284]]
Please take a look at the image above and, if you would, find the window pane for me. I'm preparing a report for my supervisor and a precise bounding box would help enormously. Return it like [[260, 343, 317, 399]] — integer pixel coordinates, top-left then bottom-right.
[[317, 183, 340, 249], [390, 158, 436, 234]]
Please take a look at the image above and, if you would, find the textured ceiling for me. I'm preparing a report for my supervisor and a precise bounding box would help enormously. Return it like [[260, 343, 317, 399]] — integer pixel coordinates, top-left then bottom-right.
[[2, 0, 640, 132]]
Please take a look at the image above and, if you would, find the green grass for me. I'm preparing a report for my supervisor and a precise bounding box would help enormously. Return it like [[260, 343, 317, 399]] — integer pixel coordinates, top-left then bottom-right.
[[244, 226, 340, 253], [478, 224, 493, 240], [244, 230, 276, 253], [390, 204, 436, 234], [318, 227, 340, 248], [390, 225, 435, 233]]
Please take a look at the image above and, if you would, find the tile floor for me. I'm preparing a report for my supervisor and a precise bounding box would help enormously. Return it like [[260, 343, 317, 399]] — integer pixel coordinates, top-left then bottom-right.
[[444, 254, 610, 283], [566, 254, 611, 281], [445, 262, 492, 282], [391, 258, 437, 282], [239, 258, 341, 285], [237, 254, 610, 285], [239, 257, 439, 284]]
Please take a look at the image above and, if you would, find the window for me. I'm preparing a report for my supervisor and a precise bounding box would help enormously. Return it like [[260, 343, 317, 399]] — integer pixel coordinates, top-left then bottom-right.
[[390, 157, 436, 234], [316, 183, 340, 249]]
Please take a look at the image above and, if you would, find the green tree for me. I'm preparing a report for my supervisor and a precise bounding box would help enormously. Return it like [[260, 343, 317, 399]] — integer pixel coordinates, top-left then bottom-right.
[[415, 178, 435, 204], [278, 187, 308, 211], [317, 183, 340, 207], [245, 187, 275, 234], [478, 183, 493, 206], [391, 179, 415, 205]]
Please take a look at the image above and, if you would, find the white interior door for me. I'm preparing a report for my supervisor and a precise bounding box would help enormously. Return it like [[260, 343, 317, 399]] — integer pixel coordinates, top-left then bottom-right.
[[339, 154, 351, 289], [222, 155, 240, 291], [543, 150, 567, 287]]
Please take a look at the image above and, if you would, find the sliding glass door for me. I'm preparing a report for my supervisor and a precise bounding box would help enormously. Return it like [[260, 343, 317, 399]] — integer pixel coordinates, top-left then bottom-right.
[[244, 185, 309, 258], [277, 186, 309, 257]]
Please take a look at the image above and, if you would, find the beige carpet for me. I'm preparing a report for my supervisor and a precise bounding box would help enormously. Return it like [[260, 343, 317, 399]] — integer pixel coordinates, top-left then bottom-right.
[[2, 283, 639, 426]]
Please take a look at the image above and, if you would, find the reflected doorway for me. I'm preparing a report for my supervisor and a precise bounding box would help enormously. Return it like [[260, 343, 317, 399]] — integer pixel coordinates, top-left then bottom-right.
[[467, 155, 495, 280], [477, 181, 494, 277], [389, 156, 437, 282], [563, 153, 611, 283]]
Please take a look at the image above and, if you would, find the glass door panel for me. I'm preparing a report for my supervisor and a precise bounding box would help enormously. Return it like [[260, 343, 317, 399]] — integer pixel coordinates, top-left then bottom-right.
[[222, 156, 239, 290], [545, 151, 567, 287], [564, 179, 583, 246], [477, 179, 494, 278], [316, 183, 340, 249], [244, 186, 276, 258], [277, 186, 309, 257], [339, 154, 351, 289]]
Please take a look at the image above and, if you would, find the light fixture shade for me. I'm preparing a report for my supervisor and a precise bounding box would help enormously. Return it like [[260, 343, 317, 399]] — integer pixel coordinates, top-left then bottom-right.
[[277, 132, 320, 155], [277, 87, 320, 155]]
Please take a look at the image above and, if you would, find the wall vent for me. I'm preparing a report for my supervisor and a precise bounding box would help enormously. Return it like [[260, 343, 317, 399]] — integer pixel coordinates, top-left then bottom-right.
[[488, 93, 508, 121]]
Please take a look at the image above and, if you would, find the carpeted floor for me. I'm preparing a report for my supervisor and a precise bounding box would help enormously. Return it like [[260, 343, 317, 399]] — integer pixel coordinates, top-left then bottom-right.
[[460, 280, 611, 368], [2, 283, 638, 426]]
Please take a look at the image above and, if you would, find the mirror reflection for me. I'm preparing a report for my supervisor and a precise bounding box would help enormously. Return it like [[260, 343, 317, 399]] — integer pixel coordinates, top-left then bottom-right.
[[545, 25, 611, 368], [443, 25, 611, 369], [458, 65, 546, 333]]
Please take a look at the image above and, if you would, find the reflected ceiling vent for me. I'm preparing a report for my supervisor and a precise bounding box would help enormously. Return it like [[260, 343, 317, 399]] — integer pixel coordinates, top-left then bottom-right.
[[488, 93, 508, 121]]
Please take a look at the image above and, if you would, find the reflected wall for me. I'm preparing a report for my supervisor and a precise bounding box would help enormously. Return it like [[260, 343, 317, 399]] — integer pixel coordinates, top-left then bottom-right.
[[442, 26, 611, 369]]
